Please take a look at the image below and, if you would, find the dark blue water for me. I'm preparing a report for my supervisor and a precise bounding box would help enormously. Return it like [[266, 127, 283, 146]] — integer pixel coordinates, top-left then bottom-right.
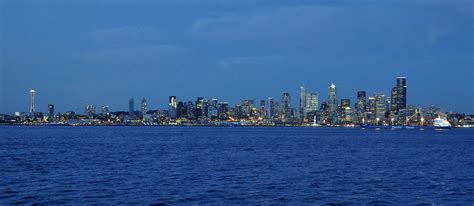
[[1, 126, 473, 204]]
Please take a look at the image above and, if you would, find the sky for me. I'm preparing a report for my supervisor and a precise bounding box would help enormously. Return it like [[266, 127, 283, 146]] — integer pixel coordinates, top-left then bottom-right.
[[0, 0, 473, 114]]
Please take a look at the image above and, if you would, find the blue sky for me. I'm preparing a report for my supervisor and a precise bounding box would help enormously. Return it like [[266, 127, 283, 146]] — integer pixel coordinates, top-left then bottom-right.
[[0, 0, 473, 114]]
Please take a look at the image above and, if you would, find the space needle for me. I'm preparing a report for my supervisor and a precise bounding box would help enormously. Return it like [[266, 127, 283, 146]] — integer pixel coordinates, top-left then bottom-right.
[[30, 89, 36, 114]]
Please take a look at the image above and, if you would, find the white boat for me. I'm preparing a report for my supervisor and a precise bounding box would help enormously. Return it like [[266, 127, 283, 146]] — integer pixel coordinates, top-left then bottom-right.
[[433, 117, 451, 130]]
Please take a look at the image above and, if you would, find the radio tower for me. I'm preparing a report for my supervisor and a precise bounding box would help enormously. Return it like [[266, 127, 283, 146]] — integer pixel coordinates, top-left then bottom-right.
[[29, 89, 36, 113]]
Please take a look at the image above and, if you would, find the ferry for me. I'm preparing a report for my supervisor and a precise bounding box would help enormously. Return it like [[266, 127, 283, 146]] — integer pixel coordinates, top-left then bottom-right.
[[433, 117, 451, 130]]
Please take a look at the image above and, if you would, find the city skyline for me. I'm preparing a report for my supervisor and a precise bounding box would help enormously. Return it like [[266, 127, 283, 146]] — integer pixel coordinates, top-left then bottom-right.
[[1, 76, 470, 115], [1, 1, 473, 114]]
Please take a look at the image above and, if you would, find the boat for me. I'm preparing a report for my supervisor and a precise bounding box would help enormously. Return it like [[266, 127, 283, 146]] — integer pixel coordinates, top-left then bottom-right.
[[433, 117, 451, 130]]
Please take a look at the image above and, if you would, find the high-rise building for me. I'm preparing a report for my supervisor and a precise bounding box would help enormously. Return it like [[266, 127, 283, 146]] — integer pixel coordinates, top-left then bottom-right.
[[207, 98, 219, 118], [85, 104, 96, 118], [169, 96, 177, 120], [390, 87, 398, 113], [340, 99, 350, 108], [187, 101, 195, 119], [304, 92, 319, 119], [47, 104, 54, 121], [129, 98, 135, 117], [101, 105, 110, 115], [281, 92, 291, 120], [141, 98, 148, 116], [299, 86, 306, 121], [356, 91, 366, 113], [368, 96, 376, 117], [260, 100, 266, 117], [218, 102, 229, 120], [374, 93, 386, 121], [328, 83, 337, 123], [396, 77, 407, 112], [267, 97, 275, 118], [29, 89, 36, 114], [177, 101, 186, 118], [195, 97, 204, 118]]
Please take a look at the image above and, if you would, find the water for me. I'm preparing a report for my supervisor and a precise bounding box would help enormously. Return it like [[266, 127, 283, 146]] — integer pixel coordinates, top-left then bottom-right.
[[1, 126, 473, 204]]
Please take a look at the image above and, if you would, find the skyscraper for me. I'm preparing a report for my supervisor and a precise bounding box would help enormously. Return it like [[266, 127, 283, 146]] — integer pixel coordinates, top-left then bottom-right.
[[368, 96, 376, 116], [29, 89, 36, 114], [299, 86, 306, 122], [129, 98, 135, 117], [374, 93, 386, 121], [267, 97, 275, 118], [304, 92, 319, 118], [260, 100, 266, 118], [169, 96, 177, 120], [281, 92, 291, 120], [195, 97, 204, 118], [395, 77, 407, 113], [141, 98, 148, 116], [356, 91, 366, 113], [390, 87, 398, 113], [328, 83, 337, 123]]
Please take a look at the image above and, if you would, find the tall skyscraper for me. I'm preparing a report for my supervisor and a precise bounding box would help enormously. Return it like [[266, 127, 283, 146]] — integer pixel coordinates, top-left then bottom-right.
[[328, 83, 337, 123], [396, 77, 407, 113], [304, 92, 319, 117], [356, 91, 366, 113], [129, 98, 135, 117], [267, 97, 275, 118], [260, 100, 266, 117], [141, 98, 148, 116], [374, 93, 386, 120], [169, 96, 177, 120], [299, 86, 306, 121], [281, 92, 291, 120], [29, 89, 36, 114]]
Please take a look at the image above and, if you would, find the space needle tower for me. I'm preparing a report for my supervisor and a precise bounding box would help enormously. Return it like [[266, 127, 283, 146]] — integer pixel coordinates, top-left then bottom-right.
[[30, 89, 36, 114]]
